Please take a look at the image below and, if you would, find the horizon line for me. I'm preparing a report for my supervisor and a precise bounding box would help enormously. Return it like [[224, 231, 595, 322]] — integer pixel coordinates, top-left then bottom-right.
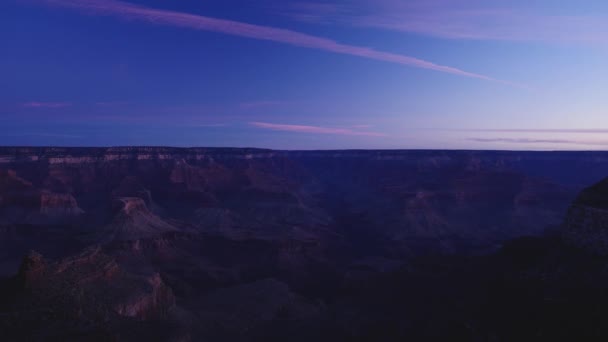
[[0, 145, 606, 153]]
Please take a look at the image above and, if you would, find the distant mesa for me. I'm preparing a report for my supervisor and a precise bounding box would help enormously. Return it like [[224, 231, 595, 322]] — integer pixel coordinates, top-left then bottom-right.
[[102, 197, 178, 242]]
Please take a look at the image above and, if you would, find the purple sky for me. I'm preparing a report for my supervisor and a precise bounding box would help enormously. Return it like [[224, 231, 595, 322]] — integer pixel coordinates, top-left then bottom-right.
[[1, 0, 607, 149]]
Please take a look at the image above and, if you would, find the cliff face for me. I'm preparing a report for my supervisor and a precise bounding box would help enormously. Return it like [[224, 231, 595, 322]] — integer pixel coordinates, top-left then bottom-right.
[[0, 169, 84, 224], [40, 191, 84, 218]]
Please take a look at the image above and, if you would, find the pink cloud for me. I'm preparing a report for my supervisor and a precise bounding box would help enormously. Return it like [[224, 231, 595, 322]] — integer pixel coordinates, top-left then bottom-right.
[[250, 121, 387, 137], [22, 102, 72, 108], [39, 0, 507, 83]]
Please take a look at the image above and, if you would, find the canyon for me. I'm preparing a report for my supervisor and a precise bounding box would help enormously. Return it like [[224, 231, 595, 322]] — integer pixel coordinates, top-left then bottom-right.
[[1, 147, 608, 340]]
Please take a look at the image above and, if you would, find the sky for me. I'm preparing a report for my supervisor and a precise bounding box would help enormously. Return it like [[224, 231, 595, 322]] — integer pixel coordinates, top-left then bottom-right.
[[1, 0, 607, 150]]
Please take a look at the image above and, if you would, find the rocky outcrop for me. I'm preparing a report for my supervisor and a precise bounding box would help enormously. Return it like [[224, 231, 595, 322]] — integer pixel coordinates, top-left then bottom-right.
[[563, 178, 608, 255], [17, 250, 47, 288]]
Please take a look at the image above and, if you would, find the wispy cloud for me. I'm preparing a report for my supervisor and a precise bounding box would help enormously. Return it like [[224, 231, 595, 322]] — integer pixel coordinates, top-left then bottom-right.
[[190, 123, 228, 128], [469, 137, 608, 146], [283, 1, 608, 44], [250, 121, 387, 137], [240, 101, 289, 109], [461, 128, 608, 134], [37, 0, 509, 83], [22, 102, 72, 108]]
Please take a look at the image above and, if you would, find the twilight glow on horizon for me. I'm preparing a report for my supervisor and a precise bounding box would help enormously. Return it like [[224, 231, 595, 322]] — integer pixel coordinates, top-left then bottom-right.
[[1, 0, 607, 150]]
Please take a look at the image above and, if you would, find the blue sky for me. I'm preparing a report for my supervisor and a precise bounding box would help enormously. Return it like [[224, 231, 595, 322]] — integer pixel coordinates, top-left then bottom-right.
[[1, 0, 607, 149]]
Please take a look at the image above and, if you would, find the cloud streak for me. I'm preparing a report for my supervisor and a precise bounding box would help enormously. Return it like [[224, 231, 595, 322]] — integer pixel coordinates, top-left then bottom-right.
[[4, 132, 83, 138], [469, 137, 608, 146], [38, 0, 507, 83], [462, 128, 608, 134], [22, 102, 72, 108], [250, 122, 386, 137]]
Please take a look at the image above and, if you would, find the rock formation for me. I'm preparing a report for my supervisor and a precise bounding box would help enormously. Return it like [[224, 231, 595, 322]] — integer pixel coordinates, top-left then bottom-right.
[[102, 197, 177, 242], [563, 177, 608, 254]]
